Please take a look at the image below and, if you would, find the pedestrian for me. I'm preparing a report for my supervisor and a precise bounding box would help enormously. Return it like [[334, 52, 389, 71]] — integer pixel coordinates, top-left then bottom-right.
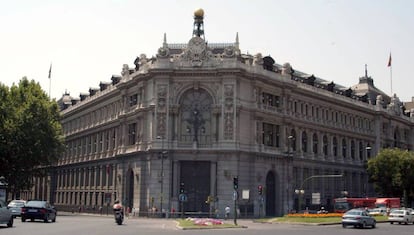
[[225, 205, 230, 220]]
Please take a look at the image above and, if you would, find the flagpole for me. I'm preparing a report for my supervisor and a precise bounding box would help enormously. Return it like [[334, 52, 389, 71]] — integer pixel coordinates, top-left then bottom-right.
[[49, 75, 51, 99], [48, 63, 52, 99], [390, 65, 393, 95], [387, 53, 392, 95]]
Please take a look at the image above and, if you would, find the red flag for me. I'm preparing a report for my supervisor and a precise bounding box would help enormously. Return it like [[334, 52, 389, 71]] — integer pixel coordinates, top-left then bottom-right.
[[387, 54, 392, 67]]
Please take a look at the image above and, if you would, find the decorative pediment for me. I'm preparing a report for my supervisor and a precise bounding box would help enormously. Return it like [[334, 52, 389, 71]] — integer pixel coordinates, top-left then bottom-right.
[[181, 37, 209, 67]]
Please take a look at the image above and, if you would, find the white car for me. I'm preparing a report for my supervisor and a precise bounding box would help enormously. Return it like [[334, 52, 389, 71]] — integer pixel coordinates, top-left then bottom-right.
[[388, 209, 414, 225], [369, 207, 387, 216], [0, 200, 13, 227], [8, 199, 26, 217]]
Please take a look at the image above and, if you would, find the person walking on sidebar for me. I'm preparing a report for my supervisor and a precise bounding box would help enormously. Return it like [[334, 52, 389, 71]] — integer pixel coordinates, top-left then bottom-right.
[[225, 205, 230, 220]]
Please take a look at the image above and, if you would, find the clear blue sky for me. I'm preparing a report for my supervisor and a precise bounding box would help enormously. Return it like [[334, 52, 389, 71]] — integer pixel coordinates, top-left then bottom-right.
[[1, 0, 413, 101]]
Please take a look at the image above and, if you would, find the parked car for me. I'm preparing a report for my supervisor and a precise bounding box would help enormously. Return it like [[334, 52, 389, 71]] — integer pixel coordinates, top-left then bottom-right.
[[388, 208, 414, 225], [8, 199, 26, 217], [0, 200, 13, 227], [342, 209, 376, 228], [21, 200, 56, 223]]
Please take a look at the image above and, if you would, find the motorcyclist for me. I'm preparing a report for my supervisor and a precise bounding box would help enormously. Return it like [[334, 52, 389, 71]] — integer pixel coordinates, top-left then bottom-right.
[[113, 200, 124, 219]]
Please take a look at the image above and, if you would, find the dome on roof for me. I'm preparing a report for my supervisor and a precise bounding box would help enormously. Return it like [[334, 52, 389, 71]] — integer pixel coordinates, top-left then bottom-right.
[[194, 8, 204, 18]]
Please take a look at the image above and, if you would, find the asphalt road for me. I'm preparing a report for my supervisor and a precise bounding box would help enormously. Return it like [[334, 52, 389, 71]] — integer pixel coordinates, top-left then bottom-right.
[[1, 213, 414, 235]]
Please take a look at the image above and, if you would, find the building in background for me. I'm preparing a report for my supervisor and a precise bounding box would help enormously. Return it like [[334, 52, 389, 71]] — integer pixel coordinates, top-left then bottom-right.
[[28, 9, 413, 217]]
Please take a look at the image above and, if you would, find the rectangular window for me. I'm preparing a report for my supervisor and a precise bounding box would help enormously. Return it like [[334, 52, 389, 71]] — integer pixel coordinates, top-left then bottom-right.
[[129, 94, 138, 106], [112, 129, 116, 149], [88, 136, 92, 154], [128, 123, 137, 145], [99, 133, 103, 152], [105, 131, 110, 151], [261, 92, 280, 108], [262, 122, 280, 147], [96, 167, 100, 187]]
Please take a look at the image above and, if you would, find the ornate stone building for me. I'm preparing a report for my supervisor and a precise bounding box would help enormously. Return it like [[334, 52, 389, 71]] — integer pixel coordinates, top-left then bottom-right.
[[29, 9, 414, 217]]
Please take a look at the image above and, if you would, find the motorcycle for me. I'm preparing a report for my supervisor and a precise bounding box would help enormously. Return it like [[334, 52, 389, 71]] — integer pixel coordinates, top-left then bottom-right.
[[114, 208, 124, 225]]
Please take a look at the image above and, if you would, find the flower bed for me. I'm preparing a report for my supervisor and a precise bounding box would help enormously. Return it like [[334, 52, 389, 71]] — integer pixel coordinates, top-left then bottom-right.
[[186, 217, 224, 226], [287, 213, 343, 218]]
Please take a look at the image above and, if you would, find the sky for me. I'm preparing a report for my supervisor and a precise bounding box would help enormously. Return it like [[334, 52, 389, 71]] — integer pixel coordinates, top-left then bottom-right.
[[1, 0, 413, 102]]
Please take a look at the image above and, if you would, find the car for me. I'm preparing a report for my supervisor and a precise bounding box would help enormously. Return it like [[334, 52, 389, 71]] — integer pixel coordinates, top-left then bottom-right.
[[0, 200, 13, 227], [21, 200, 57, 223], [342, 209, 376, 228], [8, 199, 26, 217], [368, 207, 387, 216], [388, 208, 413, 225]]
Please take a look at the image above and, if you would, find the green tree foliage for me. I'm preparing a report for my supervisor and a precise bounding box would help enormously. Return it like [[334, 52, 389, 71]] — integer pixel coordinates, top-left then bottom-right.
[[0, 78, 65, 197], [367, 148, 414, 203]]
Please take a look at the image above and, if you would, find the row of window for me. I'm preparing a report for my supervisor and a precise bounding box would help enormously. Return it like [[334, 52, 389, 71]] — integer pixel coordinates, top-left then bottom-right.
[[259, 91, 374, 134], [63, 101, 122, 135], [61, 128, 118, 163], [63, 91, 144, 137], [55, 191, 115, 206], [62, 122, 141, 163], [262, 123, 372, 160], [290, 100, 373, 133], [57, 165, 114, 189]]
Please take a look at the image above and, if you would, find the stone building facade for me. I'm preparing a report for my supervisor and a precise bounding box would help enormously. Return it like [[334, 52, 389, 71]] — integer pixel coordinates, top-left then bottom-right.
[[28, 10, 414, 217]]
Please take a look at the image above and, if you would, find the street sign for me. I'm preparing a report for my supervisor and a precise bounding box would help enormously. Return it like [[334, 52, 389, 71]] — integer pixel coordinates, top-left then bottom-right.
[[232, 190, 238, 201], [242, 189, 249, 200], [179, 193, 187, 202], [312, 192, 321, 205]]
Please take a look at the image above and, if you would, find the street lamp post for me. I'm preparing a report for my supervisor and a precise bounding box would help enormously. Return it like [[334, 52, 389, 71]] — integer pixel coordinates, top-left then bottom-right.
[[186, 107, 205, 144], [294, 189, 305, 212], [287, 135, 294, 213], [365, 146, 371, 159]]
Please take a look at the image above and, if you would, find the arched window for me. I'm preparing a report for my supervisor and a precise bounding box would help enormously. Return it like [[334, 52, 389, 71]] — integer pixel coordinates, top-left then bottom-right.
[[313, 133, 318, 154], [342, 138, 347, 158], [350, 140, 355, 159], [359, 142, 363, 161], [323, 135, 328, 156], [179, 88, 213, 145], [302, 131, 307, 153], [333, 137, 338, 157], [290, 129, 296, 151], [394, 128, 400, 148]]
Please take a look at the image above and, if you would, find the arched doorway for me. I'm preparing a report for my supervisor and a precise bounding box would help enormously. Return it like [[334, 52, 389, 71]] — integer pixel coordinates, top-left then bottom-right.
[[125, 169, 134, 210], [265, 171, 276, 216]]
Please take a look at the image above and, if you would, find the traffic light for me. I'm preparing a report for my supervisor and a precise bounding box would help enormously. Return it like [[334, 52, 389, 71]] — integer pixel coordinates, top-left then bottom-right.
[[258, 185, 263, 195], [233, 177, 238, 190], [179, 182, 185, 194]]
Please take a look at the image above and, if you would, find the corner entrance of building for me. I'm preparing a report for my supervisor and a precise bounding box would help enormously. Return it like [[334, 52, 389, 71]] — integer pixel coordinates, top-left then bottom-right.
[[265, 171, 276, 216], [180, 161, 211, 213]]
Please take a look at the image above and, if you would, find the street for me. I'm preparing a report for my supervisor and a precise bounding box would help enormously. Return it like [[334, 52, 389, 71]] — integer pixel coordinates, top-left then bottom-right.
[[0, 214, 414, 235]]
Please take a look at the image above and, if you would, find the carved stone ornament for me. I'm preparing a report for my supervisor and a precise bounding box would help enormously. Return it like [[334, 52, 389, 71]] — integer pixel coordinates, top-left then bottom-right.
[[157, 47, 170, 58], [223, 46, 235, 58], [184, 37, 208, 67]]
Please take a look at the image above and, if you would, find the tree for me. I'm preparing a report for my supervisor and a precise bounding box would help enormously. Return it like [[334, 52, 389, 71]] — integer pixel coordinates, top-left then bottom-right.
[[0, 78, 65, 198], [367, 148, 414, 205]]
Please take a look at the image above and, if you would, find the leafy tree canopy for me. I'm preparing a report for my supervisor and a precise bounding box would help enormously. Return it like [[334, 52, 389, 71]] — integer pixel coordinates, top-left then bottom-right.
[[0, 78, 65, 197], [367, 148, 414, 203]]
